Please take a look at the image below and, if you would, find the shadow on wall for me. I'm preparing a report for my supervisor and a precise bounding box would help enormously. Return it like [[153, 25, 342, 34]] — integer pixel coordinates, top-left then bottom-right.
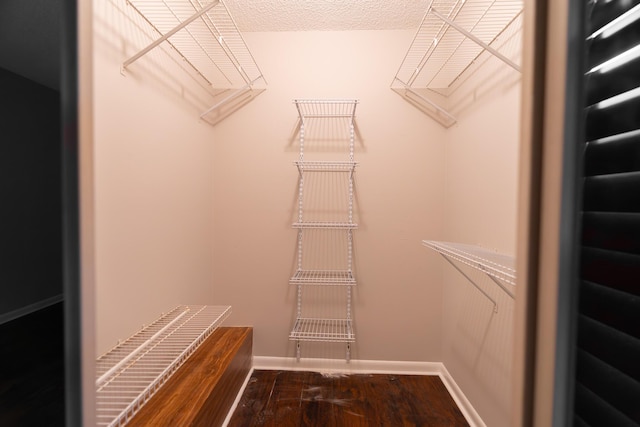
[[93, 0, 264, 125], [447, 264, 514, 424]]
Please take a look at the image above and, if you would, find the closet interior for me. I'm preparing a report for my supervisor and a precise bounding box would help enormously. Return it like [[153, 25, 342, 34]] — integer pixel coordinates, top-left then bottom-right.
[[89, 0, 524, 425]]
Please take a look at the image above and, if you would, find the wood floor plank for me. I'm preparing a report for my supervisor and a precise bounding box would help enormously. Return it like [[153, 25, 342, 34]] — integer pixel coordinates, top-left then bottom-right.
[[228, 370, 469, 426], [128, 326, 252, 427]]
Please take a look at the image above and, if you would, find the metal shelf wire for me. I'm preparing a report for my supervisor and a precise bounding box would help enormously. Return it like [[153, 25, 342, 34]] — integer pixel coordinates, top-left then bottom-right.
[[95, 305, 230, 427], [122, 0, 266, 123], [293, 221, 358, 229], [290, 99, 358, 361], [392, 0, 523, 127], [294, 161, 358, 173], [423, 240, 515, 311], [294, 99, 359, 124], [290, 269, 356, 285], [290, 318, 355, 343]]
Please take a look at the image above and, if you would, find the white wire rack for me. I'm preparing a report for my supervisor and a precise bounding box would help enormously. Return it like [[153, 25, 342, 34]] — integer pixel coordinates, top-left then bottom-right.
[[290, 318, 355, 343], [292, 222, 358, 229], [95, 305, 230, 427], [290, 270, 356, 286], [423, 240, 515, 311], [392, 0, 523, 127], [290, 99, 358, 361], [294, 161, 358, 173], [122, 0, 266, 123], [294, 99, 359, 124]]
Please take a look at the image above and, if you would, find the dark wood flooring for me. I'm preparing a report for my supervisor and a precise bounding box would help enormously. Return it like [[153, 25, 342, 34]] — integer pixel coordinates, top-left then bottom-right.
[[228, 370, 470, 427], [128, 327, 252, 427]]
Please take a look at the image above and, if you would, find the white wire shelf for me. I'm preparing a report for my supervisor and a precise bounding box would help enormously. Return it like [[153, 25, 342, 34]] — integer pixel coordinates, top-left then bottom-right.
[[423, 240, 515, 311], [293, 221, 358, 229], [294, 161, 358, 173], [95, 305, 230, 427], [290, 269, 356, 285], [294, 99, 358, 124], [122, 0, 266, 123], [392, 0, 523, 127], [289, 318, 355, 342]]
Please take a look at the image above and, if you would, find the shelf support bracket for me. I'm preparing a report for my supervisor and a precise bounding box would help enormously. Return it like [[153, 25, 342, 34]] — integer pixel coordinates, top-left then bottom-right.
[[123, 0, 220, 70], [402, 84, 457, 125], [486, 272, 515, 299], [431, 8, 521, 73], [440, 254, 499, 313]]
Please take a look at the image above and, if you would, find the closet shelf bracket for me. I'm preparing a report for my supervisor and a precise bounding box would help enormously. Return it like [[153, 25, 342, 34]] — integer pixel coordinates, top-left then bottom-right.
[[392, 0, 523, 128], [121, 0, 266, 125], [423, 240, 516, 313]]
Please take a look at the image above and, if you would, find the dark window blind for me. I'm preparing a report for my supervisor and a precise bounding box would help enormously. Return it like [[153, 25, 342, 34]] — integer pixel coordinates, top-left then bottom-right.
[[576, 0, 640, 425]]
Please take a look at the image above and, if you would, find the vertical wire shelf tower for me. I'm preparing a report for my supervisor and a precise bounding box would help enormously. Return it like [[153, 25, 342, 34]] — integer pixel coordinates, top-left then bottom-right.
[[290, 99, 358, 361]]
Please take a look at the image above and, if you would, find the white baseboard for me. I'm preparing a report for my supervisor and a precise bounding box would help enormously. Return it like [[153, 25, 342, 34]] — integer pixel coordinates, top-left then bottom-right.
[[438, 364, 487, 427], [251, 356, 485, 427], [252, 355, 441, 375], [221, 368, 254, 427]]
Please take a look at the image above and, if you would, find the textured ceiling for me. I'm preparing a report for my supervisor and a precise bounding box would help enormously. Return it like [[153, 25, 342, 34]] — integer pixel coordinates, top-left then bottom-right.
[[223, 0, 430, 32]]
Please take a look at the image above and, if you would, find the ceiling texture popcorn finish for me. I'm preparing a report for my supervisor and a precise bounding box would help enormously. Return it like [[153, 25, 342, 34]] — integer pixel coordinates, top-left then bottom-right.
[[223, 0, 431, 31]]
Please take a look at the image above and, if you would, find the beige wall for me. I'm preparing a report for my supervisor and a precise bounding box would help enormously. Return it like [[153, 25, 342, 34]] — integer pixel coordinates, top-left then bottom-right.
[[441, 58, 522, 426], [93, 0, 216, 355], [212, 30, 448, 361], [91, 10, 522, 422]]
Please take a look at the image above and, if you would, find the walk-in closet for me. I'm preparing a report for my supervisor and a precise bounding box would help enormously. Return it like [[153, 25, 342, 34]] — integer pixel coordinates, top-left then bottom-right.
[[4, 0, 639, 425]]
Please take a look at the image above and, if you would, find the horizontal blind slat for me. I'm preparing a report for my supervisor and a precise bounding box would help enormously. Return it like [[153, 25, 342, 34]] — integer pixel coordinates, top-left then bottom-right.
[[577, 314, 640, 380], [587, 0, 640, 35], [585, 95, 640, 141], [580, 247, 640, 295], [580, 280, 640, 340], [586, 24, 640, 70], [581, 212, 640, 254], [574, 379, 639, 427], [575, 349, 640, 423], [586, 57, 640, 105], [583, 171, 640, 212], [584, 130, 640, 176]]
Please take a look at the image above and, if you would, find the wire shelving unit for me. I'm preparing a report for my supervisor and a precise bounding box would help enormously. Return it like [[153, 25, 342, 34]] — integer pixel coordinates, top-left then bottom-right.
[[289, 99, 358, 361], [121, 0, 266, 124], [392, 0, 523, 127], [95, 305, 230, 427], [423, 240, 515, 312], [290, 318, 355, 342]]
